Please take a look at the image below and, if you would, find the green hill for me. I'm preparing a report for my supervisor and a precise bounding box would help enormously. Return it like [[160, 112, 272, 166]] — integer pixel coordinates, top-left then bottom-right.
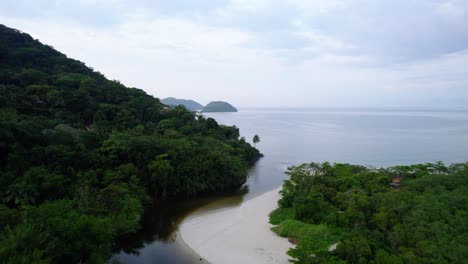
[[161, 97, 204, 111], [0, 24, 260, 263], [202, 101, 238, 112]]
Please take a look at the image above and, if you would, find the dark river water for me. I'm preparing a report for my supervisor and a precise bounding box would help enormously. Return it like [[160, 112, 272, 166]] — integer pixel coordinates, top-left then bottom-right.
[[110, 108, 468, 264]]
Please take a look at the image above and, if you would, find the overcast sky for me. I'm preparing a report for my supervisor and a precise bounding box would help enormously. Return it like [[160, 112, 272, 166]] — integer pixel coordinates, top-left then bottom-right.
[[1, 0, 467, 107]]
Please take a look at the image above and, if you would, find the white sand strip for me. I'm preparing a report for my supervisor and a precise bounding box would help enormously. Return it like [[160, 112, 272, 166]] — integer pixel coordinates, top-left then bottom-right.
[[179, 188, 291, 264]]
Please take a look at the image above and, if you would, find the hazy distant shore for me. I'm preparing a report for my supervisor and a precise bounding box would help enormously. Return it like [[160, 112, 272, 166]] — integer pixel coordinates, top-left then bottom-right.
[[179, 187, 291, 264]]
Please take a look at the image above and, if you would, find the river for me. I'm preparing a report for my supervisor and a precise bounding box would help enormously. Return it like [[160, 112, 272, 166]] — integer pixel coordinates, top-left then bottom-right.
[[110, 107, 468, 264]]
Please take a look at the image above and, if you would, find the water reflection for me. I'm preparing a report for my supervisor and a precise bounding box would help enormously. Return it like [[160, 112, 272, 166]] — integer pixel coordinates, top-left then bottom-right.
[[110, 187, 247, 263]]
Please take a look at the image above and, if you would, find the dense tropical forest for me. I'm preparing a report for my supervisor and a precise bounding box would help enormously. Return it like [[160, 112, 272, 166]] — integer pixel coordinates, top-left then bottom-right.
[[0, 24, 260, 263], [270, 162, 467, 263]]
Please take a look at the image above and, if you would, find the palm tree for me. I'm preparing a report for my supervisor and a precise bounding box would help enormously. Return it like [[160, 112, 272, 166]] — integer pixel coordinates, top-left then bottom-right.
[[253, 135, 260, 147]]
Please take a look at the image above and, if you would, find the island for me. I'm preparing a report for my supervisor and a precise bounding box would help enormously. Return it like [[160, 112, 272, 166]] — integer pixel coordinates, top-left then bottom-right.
[[161, 97, 204, 111], [202, 101, 238, 112]]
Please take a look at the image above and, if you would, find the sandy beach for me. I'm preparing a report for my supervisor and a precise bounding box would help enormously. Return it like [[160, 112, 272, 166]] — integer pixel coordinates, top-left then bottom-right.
[[179, 187, 291, 264]]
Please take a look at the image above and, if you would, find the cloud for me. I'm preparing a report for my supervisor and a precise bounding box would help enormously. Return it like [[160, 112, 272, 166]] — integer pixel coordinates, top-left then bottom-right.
[[219, 0, 347, 14], [3, 0, 467, 62], [299, 0, 468, 62], [0, 0, 467, 107], [437, 0, 465, 19]]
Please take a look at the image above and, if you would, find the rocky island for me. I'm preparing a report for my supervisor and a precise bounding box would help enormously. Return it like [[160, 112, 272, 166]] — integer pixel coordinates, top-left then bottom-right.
[[202, 101, 238, 112]]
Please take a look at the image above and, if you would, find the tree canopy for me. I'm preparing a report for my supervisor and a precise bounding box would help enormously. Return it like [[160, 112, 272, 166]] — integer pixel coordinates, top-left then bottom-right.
[[0, 24, 260, 263], [253, 135, 260, 147], [270, 162, 468, 264]]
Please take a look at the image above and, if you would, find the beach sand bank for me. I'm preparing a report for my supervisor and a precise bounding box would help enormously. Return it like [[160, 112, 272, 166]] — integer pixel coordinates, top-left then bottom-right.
[[179, 187, 291, 264]]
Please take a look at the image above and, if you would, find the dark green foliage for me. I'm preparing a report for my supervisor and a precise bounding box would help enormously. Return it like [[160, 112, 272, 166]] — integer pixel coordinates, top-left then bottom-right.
[[0, 24, 260, 263], [269, 207, 294, 225], [253, 134, 260, 147], [271, 162, 468, 263]]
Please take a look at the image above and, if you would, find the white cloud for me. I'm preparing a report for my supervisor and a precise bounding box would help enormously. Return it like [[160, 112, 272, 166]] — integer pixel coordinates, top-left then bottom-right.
[[223, 0, 347, 13], [1, 1, 467, 108], [438, 0, 465, 19], [294, 31, 352, 51]]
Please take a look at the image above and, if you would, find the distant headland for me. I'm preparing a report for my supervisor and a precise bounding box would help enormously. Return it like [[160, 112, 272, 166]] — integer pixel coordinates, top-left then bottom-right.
[[161, 97, 204, 111], [162, 98, 238, 112]]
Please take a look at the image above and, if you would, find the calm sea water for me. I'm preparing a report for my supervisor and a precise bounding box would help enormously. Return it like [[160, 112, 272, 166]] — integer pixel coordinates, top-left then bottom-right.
[[110, 108, 468, 263]]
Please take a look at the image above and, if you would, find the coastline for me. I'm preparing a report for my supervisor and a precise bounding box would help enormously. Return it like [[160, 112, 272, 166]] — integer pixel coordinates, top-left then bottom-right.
[[179, 187, 291, 264]]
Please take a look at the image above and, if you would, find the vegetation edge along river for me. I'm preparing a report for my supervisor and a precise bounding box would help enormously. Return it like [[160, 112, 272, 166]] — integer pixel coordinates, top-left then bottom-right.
[[270, 162, 468, 264], [0, 24, 261, 263]]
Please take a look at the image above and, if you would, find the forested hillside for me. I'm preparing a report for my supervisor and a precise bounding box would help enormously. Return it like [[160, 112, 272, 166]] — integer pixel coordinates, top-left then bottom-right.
[[0, 24, 260, 263], [271, 162, 467, 264]]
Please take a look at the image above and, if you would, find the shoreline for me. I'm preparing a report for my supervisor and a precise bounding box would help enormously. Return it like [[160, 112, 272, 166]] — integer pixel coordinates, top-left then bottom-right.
[[179, 187, 291, 264]]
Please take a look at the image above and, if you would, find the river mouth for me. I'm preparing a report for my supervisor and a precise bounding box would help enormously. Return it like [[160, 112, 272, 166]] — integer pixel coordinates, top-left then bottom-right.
[[110, 182, 253, 263], [110, 108, 468, 264]]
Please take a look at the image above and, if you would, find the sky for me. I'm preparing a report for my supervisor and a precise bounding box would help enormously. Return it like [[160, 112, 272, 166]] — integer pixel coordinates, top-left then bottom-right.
[[1, 0, 467, 108]]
